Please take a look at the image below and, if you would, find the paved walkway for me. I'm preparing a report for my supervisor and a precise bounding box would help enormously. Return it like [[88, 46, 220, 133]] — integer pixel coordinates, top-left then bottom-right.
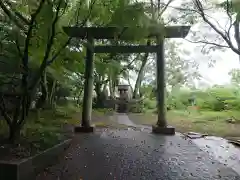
[[116, 113, 240, 174], [192, 136, 240, 175], [115, 113, 152, 132], [37, 128, 240, 180]]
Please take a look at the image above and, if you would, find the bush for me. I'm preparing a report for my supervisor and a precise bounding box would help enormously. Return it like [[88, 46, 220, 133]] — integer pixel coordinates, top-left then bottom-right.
[[166, 85, 240, 112], [93, 108, 114, 114], [144, 99, 157, 109], [128, 100, 145, 113], [167, 96, 187, 110], [224, 98, 240, 110]]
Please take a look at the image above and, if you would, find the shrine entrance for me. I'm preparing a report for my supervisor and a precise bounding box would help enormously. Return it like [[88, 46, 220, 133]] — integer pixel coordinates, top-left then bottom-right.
[[63, 25, 190, 135], [117, 85, 130, 113]]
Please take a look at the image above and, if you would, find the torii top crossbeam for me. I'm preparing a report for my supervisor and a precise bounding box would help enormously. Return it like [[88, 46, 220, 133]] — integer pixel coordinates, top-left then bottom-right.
[[63, 25, 191, 40]]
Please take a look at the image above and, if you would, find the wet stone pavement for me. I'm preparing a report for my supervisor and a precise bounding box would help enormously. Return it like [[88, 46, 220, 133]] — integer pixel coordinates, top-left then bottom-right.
[[37, 129, 240, 180], [192, 136, 240, 175], [115, 113, 152, 132]]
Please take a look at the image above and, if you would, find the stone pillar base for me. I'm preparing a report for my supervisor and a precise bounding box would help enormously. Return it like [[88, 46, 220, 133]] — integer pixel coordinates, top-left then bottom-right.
[[74, 125, 95, 133], [152, 125, 175, 135]]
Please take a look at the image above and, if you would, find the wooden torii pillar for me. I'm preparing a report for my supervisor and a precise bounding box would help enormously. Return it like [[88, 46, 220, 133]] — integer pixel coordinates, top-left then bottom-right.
[[63, 25, 190, 134]]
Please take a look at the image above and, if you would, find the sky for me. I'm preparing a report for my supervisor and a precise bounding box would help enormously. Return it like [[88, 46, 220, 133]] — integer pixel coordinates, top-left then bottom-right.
[[178, 1, 240, 87], [123, 0, 240, 88], [182, 38, 240, 87]]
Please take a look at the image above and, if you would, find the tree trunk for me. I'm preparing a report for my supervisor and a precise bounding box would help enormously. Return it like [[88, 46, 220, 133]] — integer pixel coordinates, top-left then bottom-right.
[[109, 76, 114, 98], [8, 95, 28, 142], [133, 52, 149, 99], [95, 82, 103, 107], [103, 83, 108, 93], [49, 80, 56, 108], [8, 124, 20, 142], [43, 70, 48, 100], [36, 71, 49, 109], [234, 16, 240, 62], [76, 88, 84, 105], [103, 83, 108, 99], [36, 77, 48, 109], [127, 72, 134, 96]]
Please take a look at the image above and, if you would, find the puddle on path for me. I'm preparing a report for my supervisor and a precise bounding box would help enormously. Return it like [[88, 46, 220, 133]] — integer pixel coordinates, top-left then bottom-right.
[[114, 113, 151, 132], [191, 136, 240, 175], [111, 113, 240, 175], [116, 113, 136, 126]]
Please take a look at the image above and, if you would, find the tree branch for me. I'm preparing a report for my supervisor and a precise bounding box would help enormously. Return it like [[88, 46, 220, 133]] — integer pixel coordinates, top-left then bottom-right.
[[0, 0, 26, 31], [225, 0, 233, 40], [15, 37, 23, 58], [28, 0, 64, 91], [46, 0, 97, 66], [158, 0, 174, 18], [4, 0, 30, 25], [194, 0, 240, 55], [42, 0, 63, 66], [22, 0, 46, 74], [185, 38, 230, 48], [46, 38, 71, 66]]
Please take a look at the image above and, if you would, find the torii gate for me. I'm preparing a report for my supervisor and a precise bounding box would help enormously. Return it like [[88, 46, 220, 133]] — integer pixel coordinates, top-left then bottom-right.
[[63, 25, 190, 135]]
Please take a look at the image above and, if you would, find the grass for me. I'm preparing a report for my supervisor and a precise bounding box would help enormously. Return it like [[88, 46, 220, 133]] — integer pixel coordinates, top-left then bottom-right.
[[128, 110, 240, 138], [0, 104, 116, 161], [4, 103, 240, 160], [0, 104, 78, 161], [69, 108, 128, 129]]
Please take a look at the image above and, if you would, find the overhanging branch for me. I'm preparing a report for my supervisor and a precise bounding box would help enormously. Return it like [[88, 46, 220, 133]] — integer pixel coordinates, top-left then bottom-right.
[[46, 0, 97, 66], [158, 0, 175, 18], [194, 0, 240, 56], [0, 0, 26, 31], [4, 0, 30, 25], [185, 38, 230, 48]]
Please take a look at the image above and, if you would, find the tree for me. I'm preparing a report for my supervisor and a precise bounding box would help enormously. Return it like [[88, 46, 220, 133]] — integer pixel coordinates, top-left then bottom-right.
[[229, 68, 240, 85], [189, 0, 240, 59], [132, 52, 149, 99], [0, 0, 160, 141], [88, 0, 154, 101], [143, 40, 201, 92], [130, 0, 177, 98], [0, 0, 92, 141]]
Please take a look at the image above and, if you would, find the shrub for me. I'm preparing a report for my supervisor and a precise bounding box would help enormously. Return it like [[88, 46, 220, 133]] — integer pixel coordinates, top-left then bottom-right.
[[128, 100, 145, 113], [144, 99, 157, 109], [167, 96, 187, 110], [166, 86, 240, 112]]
